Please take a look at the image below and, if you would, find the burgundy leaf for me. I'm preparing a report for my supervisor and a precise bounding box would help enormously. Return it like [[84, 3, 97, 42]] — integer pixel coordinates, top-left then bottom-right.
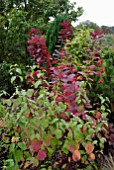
[[37, 150, 47, 161], [31, 140, 42, 151]]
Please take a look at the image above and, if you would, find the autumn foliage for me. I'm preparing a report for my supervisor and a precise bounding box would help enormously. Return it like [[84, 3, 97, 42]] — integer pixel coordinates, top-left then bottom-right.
[[0, 21, 110, 169]]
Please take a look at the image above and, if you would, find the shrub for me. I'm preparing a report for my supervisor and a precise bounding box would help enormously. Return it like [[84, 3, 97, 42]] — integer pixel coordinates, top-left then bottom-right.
[[0, 19, 111, 169], [0, 76, 109, 169]]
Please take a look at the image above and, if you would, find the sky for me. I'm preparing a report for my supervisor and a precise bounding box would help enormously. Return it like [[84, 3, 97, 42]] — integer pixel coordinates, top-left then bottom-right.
[[70, 0, 114, 26]]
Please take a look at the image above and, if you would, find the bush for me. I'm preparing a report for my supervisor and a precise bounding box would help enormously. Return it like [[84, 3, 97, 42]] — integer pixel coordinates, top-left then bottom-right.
[[0, 76, 109, 169], [0, 19, 111, 169]]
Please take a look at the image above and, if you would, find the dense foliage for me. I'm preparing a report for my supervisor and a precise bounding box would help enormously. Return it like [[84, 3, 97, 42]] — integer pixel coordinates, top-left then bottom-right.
[[0, 0, 83, 65], [0, 17, 112, 169], [0, 2, 114, 169]]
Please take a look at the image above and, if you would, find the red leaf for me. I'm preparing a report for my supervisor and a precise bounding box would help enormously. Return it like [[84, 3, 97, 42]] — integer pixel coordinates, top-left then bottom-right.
[[37, 150, 47, 161], [28, 45, 34, 51], [30, 35, 39, 44], [31, 140, 42, 151], [39, 37, 45, 44], [68, 143, 80, 153], [28, 112, 33, 118], [96, 111, 101, 119], [32, 71, 38, 77], [72, 150, 81, 161], [98, 77, 103, 83], [30, 28, 38, 33], [85, 142, 94, 154]]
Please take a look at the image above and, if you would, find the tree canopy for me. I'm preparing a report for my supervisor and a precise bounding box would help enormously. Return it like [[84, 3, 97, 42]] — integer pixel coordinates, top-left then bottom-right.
[[0, 0, 83, 64]]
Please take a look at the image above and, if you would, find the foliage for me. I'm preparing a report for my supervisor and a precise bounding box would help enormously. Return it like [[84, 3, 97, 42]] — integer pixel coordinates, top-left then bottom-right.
[[0, 62, 27, 97], [99, 50, 114, 103], [0, 0, 83, 23], [0, 0, 83, 65], [77, 20, 100, 30], [46, 15, 74, 56], [66, 27, 105, 100], [0, 75, 109, 169], [0, 17, 111, 169]]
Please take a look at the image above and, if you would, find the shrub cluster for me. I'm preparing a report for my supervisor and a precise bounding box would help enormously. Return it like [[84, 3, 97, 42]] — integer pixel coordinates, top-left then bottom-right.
[[0, 20, 111, 169]]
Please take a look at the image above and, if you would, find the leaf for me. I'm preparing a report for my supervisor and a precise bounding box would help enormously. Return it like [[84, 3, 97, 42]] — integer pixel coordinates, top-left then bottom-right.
[[11, 76, 16, 84], [86, 165, 92, 170], [27, 157, 39, 166], [16, 68, 22, 74], [18, 142, 26, 150], [11, 136, 19, 143], [85, 142, 94, 154], [31, 140, 42, 151], [9, 143, 15, 152], [44, 134, 52, 147], [72, 150, 81, 161], [37, 150, 47, 161], [55, 129, 62, 139], [34, 80, 42, 88], [74, 129, 84, 141], [68, 142, 80, 153], [6, 159, 14, 167], [26, 89, 34, 98], [14, 149, 23, 162], [89, 153, 95, 161], [23, 161, 31, 169], [3, 99, 12, 106], [96, 111, 101, 119]]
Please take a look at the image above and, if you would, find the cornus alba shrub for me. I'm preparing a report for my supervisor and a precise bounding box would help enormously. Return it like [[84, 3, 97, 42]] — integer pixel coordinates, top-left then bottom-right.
[[0, 21, 110, 169], [26, 22, 109, 167]]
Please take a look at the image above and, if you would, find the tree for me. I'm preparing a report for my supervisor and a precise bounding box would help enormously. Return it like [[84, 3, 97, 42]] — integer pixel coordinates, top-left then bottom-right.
[[77, 20, 100, 30], [0, 0, 83, 65]]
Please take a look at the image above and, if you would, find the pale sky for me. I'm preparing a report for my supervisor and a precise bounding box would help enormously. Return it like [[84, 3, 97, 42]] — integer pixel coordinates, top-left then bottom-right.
[[71, 0, 114, 26]]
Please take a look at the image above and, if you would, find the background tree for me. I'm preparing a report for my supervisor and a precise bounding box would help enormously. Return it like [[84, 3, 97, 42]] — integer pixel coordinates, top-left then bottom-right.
[[77, 20, 100, 30], [0, 0, 83, 65]]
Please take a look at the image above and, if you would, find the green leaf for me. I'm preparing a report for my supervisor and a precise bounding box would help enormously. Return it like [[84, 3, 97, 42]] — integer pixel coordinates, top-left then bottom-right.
[[81, 155, 87, 163], [50, 118, 59, 124], [55, 129, 62, 139], [18, 76, 23, 82], [6, 159, 15, 167], [80, 150, 86, 154], [51, 137, 58, 146], [62, 164, 67, 169], [4, 99, 12, 106], [9, 143, 15, 152], [14, 149, 23, 162], [41, 119, 49, 129], [26, 89, 34, 98], [101, 105, 105, 111], [34, 80, 42, 88], [18, 142, 26, 150], [24, 151, 31, 159], [100, 137, 106, 143], [20, 116, 27, 123], [16, 68, 22, 74], [27, 157, 39, 166], [93, 140, 98, 145], [74, 129, 84, 141], [47, 147, 54, 156], [88, 129, 95, 135], [48, 166, 52, 170], [11, 76, 16, 84], [86, 165, 92, 170]]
